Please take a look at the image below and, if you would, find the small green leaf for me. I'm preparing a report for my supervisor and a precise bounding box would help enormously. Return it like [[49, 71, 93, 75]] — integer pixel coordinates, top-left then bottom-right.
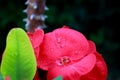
[[0, 73, 4, 80], [54, 76, 62, 80], [1, 28, 36, 80]]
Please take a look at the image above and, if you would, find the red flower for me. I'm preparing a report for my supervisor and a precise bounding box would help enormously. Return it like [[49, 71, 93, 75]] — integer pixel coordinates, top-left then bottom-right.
[[27, 29, 44, 59], [36, 26, 108, 80], [80, 41, 108, 80], [28, 26, 108, 80]]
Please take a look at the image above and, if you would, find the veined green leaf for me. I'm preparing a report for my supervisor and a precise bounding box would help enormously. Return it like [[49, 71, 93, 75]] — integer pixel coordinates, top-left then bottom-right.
[[1, 28, 36, 80]]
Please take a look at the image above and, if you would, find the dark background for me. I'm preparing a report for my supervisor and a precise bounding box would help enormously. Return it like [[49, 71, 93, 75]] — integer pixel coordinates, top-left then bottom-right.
[[0, 0, 120, 80]]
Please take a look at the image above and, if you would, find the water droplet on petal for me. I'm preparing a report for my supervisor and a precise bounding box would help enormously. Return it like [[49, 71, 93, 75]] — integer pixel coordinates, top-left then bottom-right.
[[75, 51, 78, 53], [74, 51, 80, 56], [60, 44, 65, 48], [57, 37, 66, 48], [57, 38, 61, 43]]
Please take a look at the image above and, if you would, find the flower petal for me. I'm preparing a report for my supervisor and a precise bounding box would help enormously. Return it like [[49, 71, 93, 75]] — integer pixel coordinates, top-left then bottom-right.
[[33, 29, 44, 48], [27, 32, 33, 40], [53, 27, 89, 60], [38, 27, 89, 70], [80, 52, 108, 80], [47, 65, 81, 80], [72, 53, 96, 75], [87, 40, 96, 54], [47, 54, 96, 80], [5, 76, 10, 80], [34, 47, 40, 59], [27, 29, 44, 59], [37, 33, 61, 70], [62, 25, 69, 28]]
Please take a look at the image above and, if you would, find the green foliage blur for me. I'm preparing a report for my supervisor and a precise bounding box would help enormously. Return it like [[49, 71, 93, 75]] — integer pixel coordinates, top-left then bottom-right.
[[0, 0, 120, 80]]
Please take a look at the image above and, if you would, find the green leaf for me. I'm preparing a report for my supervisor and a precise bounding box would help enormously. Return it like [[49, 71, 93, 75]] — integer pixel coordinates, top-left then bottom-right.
[[54, 76, 62, 80], [1, 28, 36, 80]]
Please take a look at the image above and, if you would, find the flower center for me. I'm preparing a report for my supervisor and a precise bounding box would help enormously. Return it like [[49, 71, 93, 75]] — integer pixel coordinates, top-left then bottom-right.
[[56, 56, 71, 66]]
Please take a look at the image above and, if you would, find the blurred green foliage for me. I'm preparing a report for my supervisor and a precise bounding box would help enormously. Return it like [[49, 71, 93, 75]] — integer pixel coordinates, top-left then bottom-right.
[[54, 76, 62, 80], [0, 0, 120, 80]]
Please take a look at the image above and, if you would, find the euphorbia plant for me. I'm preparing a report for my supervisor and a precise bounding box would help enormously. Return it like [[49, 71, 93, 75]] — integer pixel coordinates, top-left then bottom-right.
[[0, 0, 108, 79], [0, 25, 108, 80]]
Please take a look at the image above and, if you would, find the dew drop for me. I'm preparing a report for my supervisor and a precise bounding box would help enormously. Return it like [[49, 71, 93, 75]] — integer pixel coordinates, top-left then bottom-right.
[[74, 51, 80, 55], [57, 37, 66, 48], [57, 38, 61, 43], [75, 51, 79, 53], [60, 44, 65, 48]]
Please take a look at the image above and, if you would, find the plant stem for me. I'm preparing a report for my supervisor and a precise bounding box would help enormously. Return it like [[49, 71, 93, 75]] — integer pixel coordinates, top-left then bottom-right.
[[23, 0, 48, 32]]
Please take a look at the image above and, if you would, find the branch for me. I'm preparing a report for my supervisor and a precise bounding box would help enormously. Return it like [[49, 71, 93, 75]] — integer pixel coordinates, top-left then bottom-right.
[[23, 0, 48, 32]]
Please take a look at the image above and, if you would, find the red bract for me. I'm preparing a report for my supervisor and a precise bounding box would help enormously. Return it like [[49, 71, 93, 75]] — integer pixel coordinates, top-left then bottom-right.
[[28, 26, 108, 80], [80, 41, 108, 80], [5, 76, 10, 80], [27, 29, 44, 59]]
